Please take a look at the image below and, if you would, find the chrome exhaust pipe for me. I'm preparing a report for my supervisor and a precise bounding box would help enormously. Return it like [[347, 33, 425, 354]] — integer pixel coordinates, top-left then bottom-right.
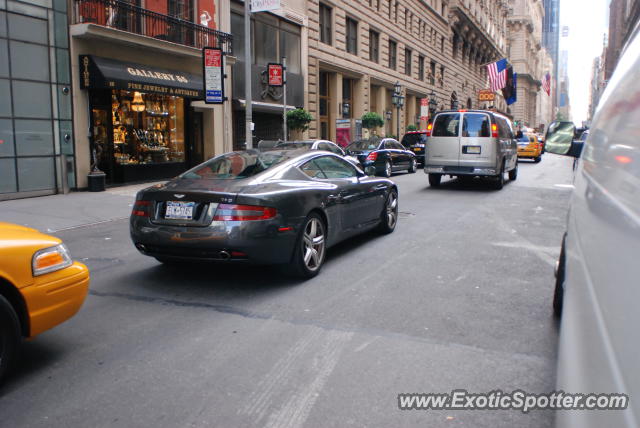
[[219, 250, 231, 261]]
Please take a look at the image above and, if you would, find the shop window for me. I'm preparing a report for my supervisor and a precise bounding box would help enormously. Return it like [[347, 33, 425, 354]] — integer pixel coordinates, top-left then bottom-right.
[[346, 18, 358, 55], [14, 119, 54, 156], [0, 159, 17, 193], [109, 90, 185, 166], [369, 30, 379, 63], [389, 40, 397, 69], [319, 3, 332, 45], [0, 119, 14, 157], [0, 40, 8, 78], [254, 20, 278, 65], [280, 30, 301, 74], [7, 13, 47, 44], [12, 81, 51, 118], [10, 42, 49, 82], [17, 157, 55, 192]]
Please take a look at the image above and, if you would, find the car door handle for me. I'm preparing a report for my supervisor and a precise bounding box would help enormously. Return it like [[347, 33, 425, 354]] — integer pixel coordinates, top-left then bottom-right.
[[373, 184, 387, 191]]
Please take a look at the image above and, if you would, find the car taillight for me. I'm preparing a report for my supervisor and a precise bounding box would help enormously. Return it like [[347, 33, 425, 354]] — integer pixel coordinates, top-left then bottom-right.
[[132, 200, 152, 217], [491, 123, 499, 138], [213, 204, 277, 221], [426, 123, 433, 137], [366, 152, 378, 161]]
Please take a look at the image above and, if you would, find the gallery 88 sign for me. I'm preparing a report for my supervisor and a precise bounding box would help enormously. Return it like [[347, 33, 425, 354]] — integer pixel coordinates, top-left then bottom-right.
[[126, 68, 189, 83]]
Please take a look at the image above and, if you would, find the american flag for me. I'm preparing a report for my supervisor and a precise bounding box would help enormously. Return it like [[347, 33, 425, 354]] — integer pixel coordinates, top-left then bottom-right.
[[542, 72, 551, 96], [487, 58, 508, 92]]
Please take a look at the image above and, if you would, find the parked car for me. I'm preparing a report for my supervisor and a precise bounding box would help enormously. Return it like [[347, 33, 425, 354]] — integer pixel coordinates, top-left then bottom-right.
[[130, 150, 398, 278], [0, 222, 90, 381], [275, 140, 361, 167], [516, 133, 543, 162], [400, 131, 428, 165], [345, 137, 418, 177], [424, 109, 518, 189], [545, 25, 640, 428]]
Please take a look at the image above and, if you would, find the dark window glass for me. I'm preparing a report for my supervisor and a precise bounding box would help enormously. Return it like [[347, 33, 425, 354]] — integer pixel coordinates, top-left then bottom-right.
[[369, 30, 379, 62], [346, 18, 358, 54], [404, 48, 412, 75], [348, 139, 382, 150], [418, 55, 425, 80], [313, 156, 357, 178], [182, 151, 287, 179], [401, 133, 427, 147], [301, 159, 327, 179], [319, 3, 332, 45], [432, 113, 460, 137], [462, 113, 491, 138], [429, 61, 436, 85], [389, 40, 397, 69], [254, 20, 277, 65], [280, 30, 301, 74]]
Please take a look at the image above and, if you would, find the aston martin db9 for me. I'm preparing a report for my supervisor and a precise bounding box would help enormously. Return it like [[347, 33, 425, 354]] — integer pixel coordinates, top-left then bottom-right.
[[130, 149, 398, 278]]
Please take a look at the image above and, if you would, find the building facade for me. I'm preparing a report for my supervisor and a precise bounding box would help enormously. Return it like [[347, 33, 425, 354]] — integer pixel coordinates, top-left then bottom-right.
[[606, 0, 640, 82], [69, 0, 233, 189], [535, 46, 553, 131], [542, 0, 558, 113], [305, 0, 509, 144], [1, 0, 73, 200], [507, 0, 544, 128]]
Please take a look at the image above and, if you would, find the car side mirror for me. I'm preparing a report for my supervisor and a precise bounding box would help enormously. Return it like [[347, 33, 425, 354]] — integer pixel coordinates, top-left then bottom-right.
[[545, 121, 578, 156]]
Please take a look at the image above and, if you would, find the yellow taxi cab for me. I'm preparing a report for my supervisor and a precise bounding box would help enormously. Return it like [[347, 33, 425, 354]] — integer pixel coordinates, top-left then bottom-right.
[[0, 222, 89, 380], [517, 133, 543, 163]]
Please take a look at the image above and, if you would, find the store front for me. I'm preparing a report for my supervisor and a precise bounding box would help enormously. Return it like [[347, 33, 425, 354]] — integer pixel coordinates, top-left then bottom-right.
[[79, 55, 204, 183]]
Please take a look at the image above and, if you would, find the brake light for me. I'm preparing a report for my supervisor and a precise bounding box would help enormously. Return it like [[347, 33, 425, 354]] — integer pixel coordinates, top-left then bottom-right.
[[458, 109, 467, 112], [366, 152, 378, 161], [132, 200, 152, 217], [491, 123, 498, 138], [426, 123, 433, 137], [213, 204, 277, 221]]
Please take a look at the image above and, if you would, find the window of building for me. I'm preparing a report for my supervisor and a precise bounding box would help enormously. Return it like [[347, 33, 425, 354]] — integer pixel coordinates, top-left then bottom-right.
[[440, 35, 445, 53], [394, 2, 398, 22], [440, 65, 445, 87], [430, 60, 436, 85], [418, 55, 425, 80], [369, 30, 379, 62], [280, 28, 301, 74], [346, 18, 358, 55], [452, 33, 459, 58], [389, 40, 397, 69], [319, 3, 332, 45], [254, 19, 278, 65], [342, 78, 354, 118], [319, 72, 330, 140], [404, 48, 412, 75], [388, 0, 392, 19]]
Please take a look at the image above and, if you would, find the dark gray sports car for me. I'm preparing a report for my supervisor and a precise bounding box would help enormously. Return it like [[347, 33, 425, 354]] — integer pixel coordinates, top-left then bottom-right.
[[130, 149, 398, 278]]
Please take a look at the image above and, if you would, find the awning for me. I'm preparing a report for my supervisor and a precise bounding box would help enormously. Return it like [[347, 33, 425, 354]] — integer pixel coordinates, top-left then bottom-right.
[[79, 55, 203, 98]]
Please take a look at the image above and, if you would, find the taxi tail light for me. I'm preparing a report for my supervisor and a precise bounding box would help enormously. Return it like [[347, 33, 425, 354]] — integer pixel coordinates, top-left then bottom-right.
[[214, 204, 277, 221], [32, 244, 73, 276], [491, 123, 499, 138], [426, 123, 433, 137], [366, 152, 378, 161], [132, 200, 152, 217]]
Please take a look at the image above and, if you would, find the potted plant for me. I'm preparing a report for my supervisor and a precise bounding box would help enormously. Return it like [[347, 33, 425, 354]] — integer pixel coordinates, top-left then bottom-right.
[[286, 108, 313, 140], [361, 112, 384, 137]]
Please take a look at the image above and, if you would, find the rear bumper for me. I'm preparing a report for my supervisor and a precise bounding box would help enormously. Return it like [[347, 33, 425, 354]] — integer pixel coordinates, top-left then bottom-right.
[[21, 262, 90, 337], [130, 216, 301, 265], [424, 165, 498, 176], [517, 150, 541, 158]]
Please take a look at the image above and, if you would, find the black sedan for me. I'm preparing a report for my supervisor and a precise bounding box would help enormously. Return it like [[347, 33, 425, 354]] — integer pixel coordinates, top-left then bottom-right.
[[130, 150, 398, 278], [346, 137, 417, 177]]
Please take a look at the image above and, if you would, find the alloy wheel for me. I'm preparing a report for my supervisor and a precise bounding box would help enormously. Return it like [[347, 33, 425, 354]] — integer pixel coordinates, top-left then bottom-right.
[[385, 162, 392, 177], [386, 192, 398, 228], [302, 218, 325, 271]]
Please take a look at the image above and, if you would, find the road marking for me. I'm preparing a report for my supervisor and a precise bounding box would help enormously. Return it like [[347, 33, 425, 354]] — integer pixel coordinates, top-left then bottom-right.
[[554, 184, 575, 189]]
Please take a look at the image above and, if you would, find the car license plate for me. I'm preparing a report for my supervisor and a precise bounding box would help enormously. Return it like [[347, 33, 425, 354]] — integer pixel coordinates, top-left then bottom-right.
[[413, 147, 422, 152], [165, 201, 195, 220], [465, 146, 481, 154]]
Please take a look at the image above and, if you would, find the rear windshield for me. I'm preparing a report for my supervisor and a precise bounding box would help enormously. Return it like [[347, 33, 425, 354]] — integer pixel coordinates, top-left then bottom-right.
[[347, 139, 382, 150], [277, 142, 313, 149], [181, 152, 288, 180], [432, 113, 460, 137], [462, 113, 491, 137], [401, 133, 427, 147]]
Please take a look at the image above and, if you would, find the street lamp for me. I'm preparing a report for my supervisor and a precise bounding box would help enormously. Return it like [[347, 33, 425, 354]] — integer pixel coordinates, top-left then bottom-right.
[[391, 81, 404, 138], [428, 90, 437, 117]]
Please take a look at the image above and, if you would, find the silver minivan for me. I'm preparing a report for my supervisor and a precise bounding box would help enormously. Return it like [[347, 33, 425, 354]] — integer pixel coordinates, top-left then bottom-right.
[[424, 110, 518, 189]]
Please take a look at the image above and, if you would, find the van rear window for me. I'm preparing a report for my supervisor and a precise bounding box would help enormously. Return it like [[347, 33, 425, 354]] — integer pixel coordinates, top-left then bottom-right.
[[462, 113, 491, 137], [432, 113, 460, 137]]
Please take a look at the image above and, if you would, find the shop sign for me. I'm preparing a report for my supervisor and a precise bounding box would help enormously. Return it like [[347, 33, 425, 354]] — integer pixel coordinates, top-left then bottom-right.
[[250, 0, 280, 12], [268, 63, 283, 87], [204, 47, 224, 104], [420, 98, 428, 119], [478, 89, 495, 102]]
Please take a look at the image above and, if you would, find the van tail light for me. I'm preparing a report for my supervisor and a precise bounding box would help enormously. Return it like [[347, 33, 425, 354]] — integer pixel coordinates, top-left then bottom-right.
[[426, 123, 433, 137], [214, 204, 277, 221], [366, 152, 378, 161], [132, 200, 152, 217], [491, 123, 499, 138]]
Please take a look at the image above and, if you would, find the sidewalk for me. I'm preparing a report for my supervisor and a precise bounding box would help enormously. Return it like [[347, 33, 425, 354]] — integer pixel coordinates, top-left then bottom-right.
[[0, 182, 163, 233]]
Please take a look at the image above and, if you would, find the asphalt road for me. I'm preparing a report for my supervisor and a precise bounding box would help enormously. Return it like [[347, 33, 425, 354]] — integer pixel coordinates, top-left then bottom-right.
[[0, 154, 575, 427]]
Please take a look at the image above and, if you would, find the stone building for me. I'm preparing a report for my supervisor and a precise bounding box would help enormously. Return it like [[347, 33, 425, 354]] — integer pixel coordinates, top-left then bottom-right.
[[304, 0, 509, 143]]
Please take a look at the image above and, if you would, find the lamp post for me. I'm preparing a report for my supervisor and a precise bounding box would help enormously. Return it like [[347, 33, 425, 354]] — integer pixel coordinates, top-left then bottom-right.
[[391, 81, 404, 138], [428, 90, 437, 118]]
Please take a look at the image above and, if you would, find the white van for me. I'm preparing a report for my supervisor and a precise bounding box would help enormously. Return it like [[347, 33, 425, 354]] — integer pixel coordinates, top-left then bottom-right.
[[424, 110, 518, 189]]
